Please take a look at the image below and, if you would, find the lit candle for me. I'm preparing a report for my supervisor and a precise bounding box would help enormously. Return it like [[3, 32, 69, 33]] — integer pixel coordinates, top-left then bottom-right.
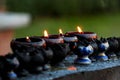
[[11, 37, 46, 47], [11, 37, 48, 73], [26, 36, 31, 42], [65, 26, 97, 64], [44, 30, 49, 38], [77, 26, 83, 33], [59, 29, 78, 42], [59, 29, 78, 50], [43, 30, 64, 44], [42, 29, 70, 66], [66, 26, 97, 40], [59, 28, 63, 36]]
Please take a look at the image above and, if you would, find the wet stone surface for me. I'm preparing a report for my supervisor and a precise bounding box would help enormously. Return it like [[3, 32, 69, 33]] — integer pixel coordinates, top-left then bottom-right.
[[18, 55, 120, 80]]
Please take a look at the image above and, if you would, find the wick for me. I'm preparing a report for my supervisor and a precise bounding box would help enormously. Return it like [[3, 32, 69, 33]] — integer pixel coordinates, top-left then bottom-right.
[[26, 36, 31, 42], [59, 29, 64, 36]]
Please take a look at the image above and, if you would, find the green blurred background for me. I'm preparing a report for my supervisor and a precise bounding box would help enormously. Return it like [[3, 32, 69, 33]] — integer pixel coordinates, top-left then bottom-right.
[[6, 0, 120, 38]]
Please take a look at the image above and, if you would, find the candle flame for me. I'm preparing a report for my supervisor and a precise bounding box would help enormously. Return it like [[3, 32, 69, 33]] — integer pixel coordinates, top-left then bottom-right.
[[59, 29, 63, 34], [77, 26, 83, 33], [26, 36, 31, 42], [44, 30, 49, 37], [26, 36, 29, 40]]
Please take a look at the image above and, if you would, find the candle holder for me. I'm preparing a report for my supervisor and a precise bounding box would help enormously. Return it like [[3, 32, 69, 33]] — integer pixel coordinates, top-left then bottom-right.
[[11, 37, 53, 75], [43, 35, 64, 44], [116, 37, 120, 58], [58, 29, 78, 54], [66, 31, 97, 41], [74, 42, 94, 64], [105, 37, 119, 60], [63, 34, 78, 53], [65, 31, 97, 64], [94, 38, 109, 61], [0, 53, 19, 80], [42, 34, 70, 66]]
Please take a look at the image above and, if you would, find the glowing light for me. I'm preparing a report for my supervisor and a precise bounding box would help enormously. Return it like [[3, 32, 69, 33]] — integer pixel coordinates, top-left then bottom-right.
[[44, 30, 49, 38], [77, 26, 83, 33], [26, 36, 31, 42], [59, 29, 63, 34]]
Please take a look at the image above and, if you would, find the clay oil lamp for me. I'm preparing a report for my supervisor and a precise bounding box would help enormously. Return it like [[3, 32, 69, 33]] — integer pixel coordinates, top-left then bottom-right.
[[64, 26, 97, 64], [43, 30, 64, 44], [84, 38, 109, 62], [96, 38, 109, 61], [115, 37, 120, 58], [11, 36, 46, 47], [65, 26, 97, 41], [42, 30, 70, 66], [74, 42, 94, 65], [11, 36, 48, 74], [0, 53, 19, 80], [105, 37, 119, 60], [59, 29, 78, 52], [60, 29, 94, 64]]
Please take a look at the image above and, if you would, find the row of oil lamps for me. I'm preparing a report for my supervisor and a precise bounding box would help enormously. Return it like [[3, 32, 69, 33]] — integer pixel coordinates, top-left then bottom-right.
[[0, 26, 120, 80], [11, 26, 98, 65]]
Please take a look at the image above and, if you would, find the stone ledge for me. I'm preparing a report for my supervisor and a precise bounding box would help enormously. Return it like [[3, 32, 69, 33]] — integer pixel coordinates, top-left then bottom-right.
[[55, 66, 120, 80], [18, 55, 120, 80]]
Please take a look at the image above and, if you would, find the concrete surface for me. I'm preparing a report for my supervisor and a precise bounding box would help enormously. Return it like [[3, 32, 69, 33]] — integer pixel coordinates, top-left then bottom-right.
[[18, 55, 120, 80]]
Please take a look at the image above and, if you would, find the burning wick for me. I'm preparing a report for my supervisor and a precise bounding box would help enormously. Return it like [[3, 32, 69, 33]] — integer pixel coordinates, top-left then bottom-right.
[[59, 29, 63, 36], [43, 29, 64, 43], [77, 26, 83, 33], [44, 30, 49, 38], [26, 36, 31, 42]]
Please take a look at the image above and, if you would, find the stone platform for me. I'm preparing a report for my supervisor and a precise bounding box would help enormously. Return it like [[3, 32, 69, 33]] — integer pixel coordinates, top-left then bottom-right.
[[18, 55, 120, 80]]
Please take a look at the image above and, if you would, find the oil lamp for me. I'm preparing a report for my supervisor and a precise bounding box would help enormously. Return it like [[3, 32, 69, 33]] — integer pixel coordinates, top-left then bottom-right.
[[64, 26, 96, 64], [99, 39, 109, 60], [65, 26, 97, 41], [105, 37, 119, 60], [11, 36, 46, 47], [115, 37, 120, 58], [43, 30, 64, 44], [0, 53, 19, 80], [88, 40, 109, 62], [59, 29, 78, 51], [10, 37, 50, 74], [42, 30, 70, 66], [59, 29, 78, 42], [74, 43, 94, 64]]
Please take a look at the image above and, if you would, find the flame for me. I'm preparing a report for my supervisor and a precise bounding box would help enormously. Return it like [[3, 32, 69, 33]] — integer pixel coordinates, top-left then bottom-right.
[[77, 26, 83, 33], [59, 29, 63, 34], [67, 66, 77, 71], [26, 36, 31, 42], [26, 36, 29, 40], [44, 30, 49, 38]]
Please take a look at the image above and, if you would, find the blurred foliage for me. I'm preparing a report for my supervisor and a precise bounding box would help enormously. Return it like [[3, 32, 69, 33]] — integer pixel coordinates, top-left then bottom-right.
[[15, 13, 120, 38], [6, 0, 120, 16], [5, 0, 120, 38]]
